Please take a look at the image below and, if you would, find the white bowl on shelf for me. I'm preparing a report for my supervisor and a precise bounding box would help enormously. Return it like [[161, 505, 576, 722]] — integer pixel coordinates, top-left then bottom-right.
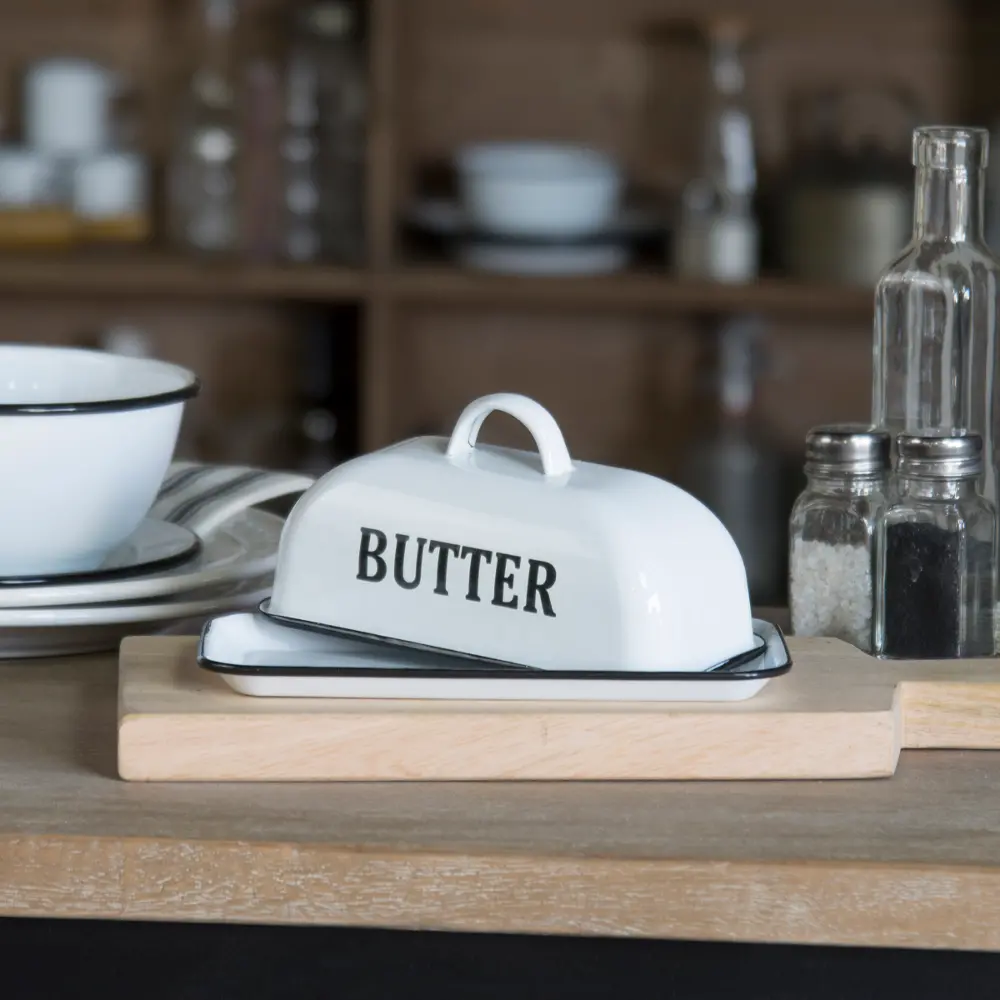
[[455, 141, 623, 240], [0, 344, 199, 576]]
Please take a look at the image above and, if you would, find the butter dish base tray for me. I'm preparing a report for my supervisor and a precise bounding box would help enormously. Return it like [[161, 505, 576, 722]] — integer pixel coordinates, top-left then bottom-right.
[[197, 612, 791, 702]]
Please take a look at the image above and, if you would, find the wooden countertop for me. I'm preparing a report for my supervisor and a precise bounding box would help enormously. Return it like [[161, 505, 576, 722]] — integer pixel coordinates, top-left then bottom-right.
[[1, 650, 1000, 950]]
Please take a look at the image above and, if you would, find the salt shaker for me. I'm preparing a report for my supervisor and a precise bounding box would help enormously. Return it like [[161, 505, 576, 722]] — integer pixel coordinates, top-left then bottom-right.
[[789, 425, 889, 651], [875, 433, 996, 659]]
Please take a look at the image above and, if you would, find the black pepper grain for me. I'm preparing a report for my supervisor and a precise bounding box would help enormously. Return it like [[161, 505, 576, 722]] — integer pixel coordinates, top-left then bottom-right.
[[882, 521, 994, 658], [882, 522, 961, 657]]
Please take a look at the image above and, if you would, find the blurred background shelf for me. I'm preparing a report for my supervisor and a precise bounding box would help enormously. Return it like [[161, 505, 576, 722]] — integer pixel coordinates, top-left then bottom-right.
[[389, 266, 874, 318], [0, 254, 874, 319], [0, 254, 368, 300], [0, 0, 997, 606]]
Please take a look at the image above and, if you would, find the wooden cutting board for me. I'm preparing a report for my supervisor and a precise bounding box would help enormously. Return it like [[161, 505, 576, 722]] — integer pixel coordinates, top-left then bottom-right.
[[116, 635, 1000, 781]]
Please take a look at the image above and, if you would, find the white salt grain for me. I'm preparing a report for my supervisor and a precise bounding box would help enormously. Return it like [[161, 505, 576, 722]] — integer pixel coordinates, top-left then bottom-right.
[[790, 539, 873, 651]]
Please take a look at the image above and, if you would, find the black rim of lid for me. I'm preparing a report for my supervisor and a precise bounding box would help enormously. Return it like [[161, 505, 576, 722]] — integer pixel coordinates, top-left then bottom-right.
[[199, 602, 793, 681]]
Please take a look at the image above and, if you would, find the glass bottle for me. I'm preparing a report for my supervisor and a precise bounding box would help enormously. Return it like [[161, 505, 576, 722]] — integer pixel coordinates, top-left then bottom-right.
[[674, 18, 758, 283], [282, 0, 366, 263], [789, 426, 889, 652], [169, 0, 241, 254], [872, 127, 1000, 507], [875, 433, 996, 658]]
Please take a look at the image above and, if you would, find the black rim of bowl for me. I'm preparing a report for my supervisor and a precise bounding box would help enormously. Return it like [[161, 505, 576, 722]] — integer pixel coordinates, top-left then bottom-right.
[[0, 376, 200, 415]]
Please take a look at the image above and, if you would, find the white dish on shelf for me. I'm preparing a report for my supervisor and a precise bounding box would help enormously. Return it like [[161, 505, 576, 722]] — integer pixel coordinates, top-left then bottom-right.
[[455, 141, 623, 240], [456, 240, 630, 275], [0, 508, 282, 609], [406, 196, 662, 243], [199, 613, 789, 702]]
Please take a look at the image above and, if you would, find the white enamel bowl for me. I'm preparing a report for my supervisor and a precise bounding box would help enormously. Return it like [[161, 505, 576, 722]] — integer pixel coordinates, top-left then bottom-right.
[[455, 142, 622, 240], [0, 344, 198, 575]]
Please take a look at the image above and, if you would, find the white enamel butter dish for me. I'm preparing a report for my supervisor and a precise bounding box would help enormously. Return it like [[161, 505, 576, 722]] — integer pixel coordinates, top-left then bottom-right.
[[265, 392, 760, 674], [198, 612, 791, 702]]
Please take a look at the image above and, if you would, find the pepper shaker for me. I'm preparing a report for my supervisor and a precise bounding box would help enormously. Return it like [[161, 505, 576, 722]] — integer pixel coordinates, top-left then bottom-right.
[[876, 433, 996, 658], [789, 425, 889, 651]]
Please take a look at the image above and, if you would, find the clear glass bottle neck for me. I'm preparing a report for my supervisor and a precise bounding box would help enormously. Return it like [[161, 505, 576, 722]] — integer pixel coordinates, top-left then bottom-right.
[[805, 469, 884, 497], [913, 165, 984, 243], [894, 474, 978, 500]]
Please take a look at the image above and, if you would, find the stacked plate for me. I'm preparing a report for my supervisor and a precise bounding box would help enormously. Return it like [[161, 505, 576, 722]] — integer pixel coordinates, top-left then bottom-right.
[[0, 461, 313, 659], [405, 196, 664, 276], [404, 141, 666, 276]]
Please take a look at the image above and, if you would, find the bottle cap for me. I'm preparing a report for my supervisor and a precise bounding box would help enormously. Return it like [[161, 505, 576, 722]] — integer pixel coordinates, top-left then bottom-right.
[[805, 424, 890, 476], [912, 126, 989, 171], [896, 432, 983, 479]]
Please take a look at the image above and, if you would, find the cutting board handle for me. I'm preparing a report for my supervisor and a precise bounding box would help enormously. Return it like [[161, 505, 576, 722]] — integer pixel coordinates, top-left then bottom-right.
[[446, 393, 573, 478]]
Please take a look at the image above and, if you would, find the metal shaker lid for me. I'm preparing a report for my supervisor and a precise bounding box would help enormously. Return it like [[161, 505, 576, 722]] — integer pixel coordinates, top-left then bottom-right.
[[896, 432, 983, 478], [804, 424, 890, 475]]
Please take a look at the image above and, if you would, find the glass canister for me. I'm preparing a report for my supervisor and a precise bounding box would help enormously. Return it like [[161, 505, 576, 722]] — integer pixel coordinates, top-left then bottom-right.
[[872, 126, 1000, 507], [674, 17, 758, 283], [876, 433, 996, 658], [168, 0, 242, 255], [282, 0, 366, 263], [789, 425, 890, 651]]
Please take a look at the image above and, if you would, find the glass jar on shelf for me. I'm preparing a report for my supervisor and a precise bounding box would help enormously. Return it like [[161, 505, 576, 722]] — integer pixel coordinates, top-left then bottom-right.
[[789, 425, 890, 652], [168, 0, 242, 255], [875, 433, 996, 659], [73, 151, 150, 244], [0, 147, 75, 249], [282, 0, 366, 264], [674, 17, 758, 283], [872, 126, 1000, 507]]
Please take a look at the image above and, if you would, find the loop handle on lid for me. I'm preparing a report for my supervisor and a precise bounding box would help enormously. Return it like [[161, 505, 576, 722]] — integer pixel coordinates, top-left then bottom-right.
[[446, 393, 573, 477]]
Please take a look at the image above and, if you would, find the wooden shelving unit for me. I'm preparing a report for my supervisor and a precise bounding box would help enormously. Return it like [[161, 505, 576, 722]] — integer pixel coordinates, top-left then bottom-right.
[[0, 253, 874, 318], [389, 266, 874, 318], [0, 254, 367, 300], [0, 0, 988, 463]]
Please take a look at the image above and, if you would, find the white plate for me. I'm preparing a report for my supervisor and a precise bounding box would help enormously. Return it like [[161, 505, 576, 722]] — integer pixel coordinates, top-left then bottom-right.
[[0, 583, 274, 659], [198, 614, 790, 702], [0, 577, 274, 628], [0, 518, 198, 585], [456, 240, 630, 276], [0, 509, 282, 608], [406, 196, 663, 242]]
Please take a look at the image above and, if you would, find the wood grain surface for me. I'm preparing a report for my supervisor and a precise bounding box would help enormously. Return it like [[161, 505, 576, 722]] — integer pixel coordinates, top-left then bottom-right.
[[3, 649, 1000, 946], [116, 636, 1000, 782]]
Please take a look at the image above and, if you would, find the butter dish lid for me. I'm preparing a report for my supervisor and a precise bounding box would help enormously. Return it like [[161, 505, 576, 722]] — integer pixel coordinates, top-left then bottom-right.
[[267, 393, 755, 673]]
